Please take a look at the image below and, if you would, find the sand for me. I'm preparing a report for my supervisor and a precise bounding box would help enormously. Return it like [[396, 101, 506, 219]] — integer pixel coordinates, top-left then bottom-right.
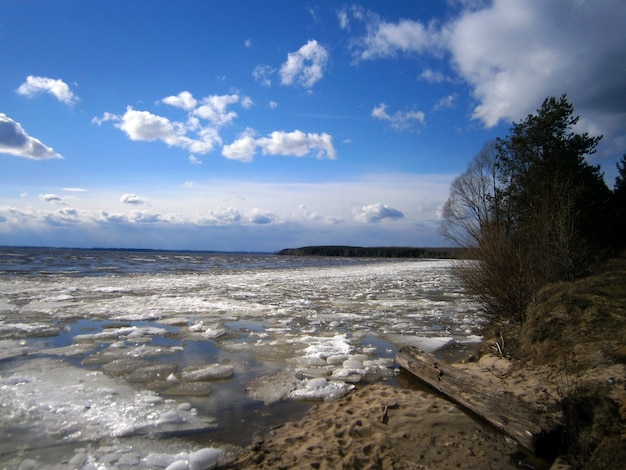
[[228, 380, 526, 469], [222, 348, 626, 469]]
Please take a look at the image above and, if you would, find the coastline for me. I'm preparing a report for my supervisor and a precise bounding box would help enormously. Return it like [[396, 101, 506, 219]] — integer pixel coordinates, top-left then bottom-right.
[[224, 352, 561, 469]]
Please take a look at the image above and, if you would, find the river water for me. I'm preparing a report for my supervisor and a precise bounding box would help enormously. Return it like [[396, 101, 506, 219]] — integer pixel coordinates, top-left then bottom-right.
[[0, 247, 483, 469]]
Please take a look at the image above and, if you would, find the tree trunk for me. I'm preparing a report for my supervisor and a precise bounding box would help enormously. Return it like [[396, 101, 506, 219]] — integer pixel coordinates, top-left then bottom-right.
[[396, 346, 555, 454]]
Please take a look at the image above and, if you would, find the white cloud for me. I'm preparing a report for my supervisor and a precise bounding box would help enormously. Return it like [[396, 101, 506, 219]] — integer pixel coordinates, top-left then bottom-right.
[[16, 75, 77, 105], [162, 91, 197, 111], [294, 205, 321, 222], [268, 101, 278, 109], [371, 103, 425, 131], [223, 129, 337, 162], [244, 38, 253, 48], [434, 94, 458, 111], [280, 40, 329, 88], [0, 114, 63, 160], [257, 130, 337, 159], [337, 9, 349, 29], [188, 155, 202, 165], [248, 208, 276, 225], [0, 173, 454, 251], [349, 1, 626, 153], [419, 69, 450, 83], [222, 129, 258, 162], [350, 10, 441, 61], [241, 96, 254, 109], [43, 208, 80, 226], [63, 187, 87, 192], [193, 94, 240, 126], [200, 207, 242, 225], [94, 106, 220, 154], [446, 0, 626, 135], [355, 203, 404, 223], [39, 194, 66, 205], [128, 211, 162, 223], [252, 65, 275, 87], [117, 107, 179, 142], [120, 193, 148, 205]]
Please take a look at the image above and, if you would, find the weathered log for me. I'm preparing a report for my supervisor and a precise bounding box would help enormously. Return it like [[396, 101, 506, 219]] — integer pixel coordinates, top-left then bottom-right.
[[396, 346, 553, 454]]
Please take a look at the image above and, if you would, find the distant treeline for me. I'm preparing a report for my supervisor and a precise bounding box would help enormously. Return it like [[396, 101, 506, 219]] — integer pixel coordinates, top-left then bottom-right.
[[276, 246, 463, 259]]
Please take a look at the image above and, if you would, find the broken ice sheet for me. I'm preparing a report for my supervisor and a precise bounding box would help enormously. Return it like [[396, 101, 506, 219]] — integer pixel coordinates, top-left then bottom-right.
[[0, 357, 217, 458]]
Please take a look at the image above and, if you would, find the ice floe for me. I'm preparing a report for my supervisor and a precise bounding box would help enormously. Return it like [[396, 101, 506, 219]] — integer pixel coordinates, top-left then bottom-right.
[[0, 254, 485, 467]]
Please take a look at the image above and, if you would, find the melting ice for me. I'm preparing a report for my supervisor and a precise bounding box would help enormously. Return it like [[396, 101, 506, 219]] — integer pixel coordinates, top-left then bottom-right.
[[0, 248, 483, 468]]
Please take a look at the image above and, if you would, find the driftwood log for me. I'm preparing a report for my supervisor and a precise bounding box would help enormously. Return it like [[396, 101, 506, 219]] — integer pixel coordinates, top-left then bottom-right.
[[396, 346, 554, 454]]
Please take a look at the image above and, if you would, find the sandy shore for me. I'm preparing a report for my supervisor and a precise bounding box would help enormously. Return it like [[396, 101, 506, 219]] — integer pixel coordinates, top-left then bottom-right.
[[222, 348, 624, 469], [226, 358, 542, 469]]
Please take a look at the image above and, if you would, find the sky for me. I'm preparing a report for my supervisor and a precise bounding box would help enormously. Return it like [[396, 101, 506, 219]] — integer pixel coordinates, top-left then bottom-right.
[[1, 0, 625, 252]]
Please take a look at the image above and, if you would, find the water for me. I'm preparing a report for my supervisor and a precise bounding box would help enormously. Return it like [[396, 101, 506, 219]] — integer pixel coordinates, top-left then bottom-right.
[[0, 247, 483, 468]]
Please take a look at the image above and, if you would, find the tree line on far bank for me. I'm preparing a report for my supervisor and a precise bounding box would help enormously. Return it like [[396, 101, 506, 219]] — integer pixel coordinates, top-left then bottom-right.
[[440, 95, 626, 326], [277, 246, 463, 259]]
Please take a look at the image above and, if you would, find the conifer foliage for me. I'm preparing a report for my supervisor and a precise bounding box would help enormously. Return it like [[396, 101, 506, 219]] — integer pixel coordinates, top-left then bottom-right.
[[442, 96, 614, 324]]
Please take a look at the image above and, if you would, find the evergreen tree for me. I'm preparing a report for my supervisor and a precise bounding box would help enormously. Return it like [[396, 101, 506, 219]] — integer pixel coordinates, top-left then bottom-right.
[[441, 96, 611, 324]]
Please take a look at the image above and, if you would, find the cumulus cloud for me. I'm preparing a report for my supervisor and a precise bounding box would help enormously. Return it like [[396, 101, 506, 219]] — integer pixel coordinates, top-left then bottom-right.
[[280, 40, 329, 88], [193, 94, 240, 126], [248, 208, 275, 224], [349, 1, 626, 150], [349, 10, 441, 61], [93, 105, 220, 154], [446, 0, 626, 133], [200, 207, 242, 225], [258, 130, 336, 159], [356, 203, 404, 223], [371, 103, 425, 131], [128, 211, 162, 223], [0, 114, 63, 160], [222, 129, 258, 162], [223, 129, 337, 162], [16, 75, 78, 105], [162, 91, 197, 111], [97, 92, 336, 164], [294, 205, 322, 222], [39, 194, 67, 205], [43, 208, 80, 226], [120, 194, 148, 205]]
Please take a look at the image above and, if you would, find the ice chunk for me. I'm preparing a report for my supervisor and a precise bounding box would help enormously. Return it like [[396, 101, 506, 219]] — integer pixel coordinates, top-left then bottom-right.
[[166, 461, 190, 470], [189, 447, 222, 470], [159, 410, 185, 424], [203, 328, 226, 339], [0, 357, 217, 453], [144, 452, 189, 468], [288, 378, 355, 401], [245, 371, 299, 404], [326, 354, 349, 365], [164, 382, 213, 396], [0, 339, 33, 360], [301, 334, 352, 361], [331, 368, 365, 383], [181, 364, 234, 381], [384, 334, 454, 353], [342, 358, 364, 369]]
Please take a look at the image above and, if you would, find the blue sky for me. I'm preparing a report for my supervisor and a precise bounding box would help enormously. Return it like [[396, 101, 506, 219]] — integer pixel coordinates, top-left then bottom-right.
[[1, 0, 625, 252]]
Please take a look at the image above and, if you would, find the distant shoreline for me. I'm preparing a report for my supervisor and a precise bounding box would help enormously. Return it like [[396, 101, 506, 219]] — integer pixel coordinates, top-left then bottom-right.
[[276, 245, 462, 259]]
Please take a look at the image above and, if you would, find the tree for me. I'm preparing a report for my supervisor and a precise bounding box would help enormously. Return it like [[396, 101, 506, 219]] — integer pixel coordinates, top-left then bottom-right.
[[610, 155, 626, 251], [442, 96, 611, 324]]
